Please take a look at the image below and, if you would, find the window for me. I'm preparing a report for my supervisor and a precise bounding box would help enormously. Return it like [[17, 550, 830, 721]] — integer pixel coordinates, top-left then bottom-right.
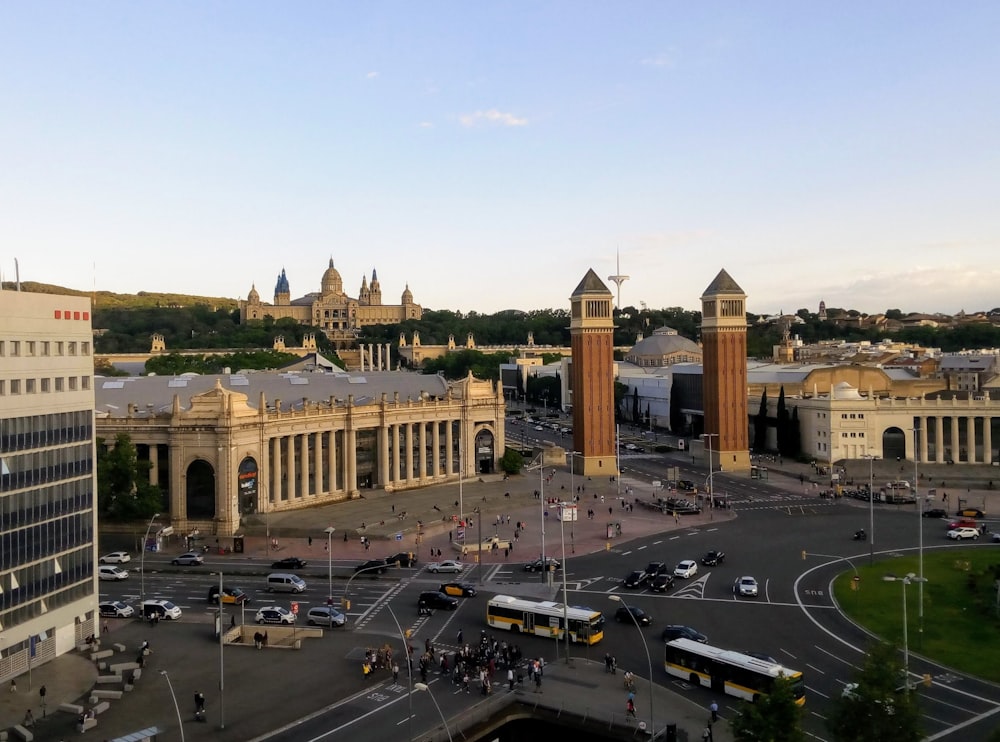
[[82, 376, 90, 390], [69, 377, 78, 391], [82, 342, 90, 355], [11, 341, 20, 356], [0, 380, 5, 395], [68, 342, 77, 356], [0, 340, 4, 356], [41, 341, 50, 356], [27, 341, 36, 356], [55, 377, 64, 392], [56, 342, 64, 355], [11, 379, 21, 394], [41, 378, 50, 393], [26, 379, 36, 394]]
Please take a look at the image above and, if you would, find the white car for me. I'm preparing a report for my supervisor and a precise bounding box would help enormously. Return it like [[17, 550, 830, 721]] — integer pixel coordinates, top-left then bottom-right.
[[256, 606, 295, 625], [142, 599, 182, 620], [98, 565, 130, 581], [426, 560, 464, 574], [98, 600, 135, 618], [735, 576, 759, 597], [947, 527, 980, 541], [674, 560, 698, 579], [99, 551, 131, 564]]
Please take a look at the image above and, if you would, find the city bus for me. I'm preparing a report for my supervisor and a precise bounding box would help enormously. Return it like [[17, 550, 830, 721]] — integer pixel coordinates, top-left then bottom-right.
[[486, 595, 605, 645], [664, 638, 805, 705]]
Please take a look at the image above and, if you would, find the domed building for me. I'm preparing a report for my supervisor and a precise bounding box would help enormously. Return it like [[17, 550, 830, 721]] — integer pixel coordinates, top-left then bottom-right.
[[623, 326, 702, 368], [240, 259, 422, 349]]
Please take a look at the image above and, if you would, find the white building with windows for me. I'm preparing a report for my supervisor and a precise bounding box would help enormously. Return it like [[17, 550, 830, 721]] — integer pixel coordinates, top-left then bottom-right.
[[0, 290, 98, 682]]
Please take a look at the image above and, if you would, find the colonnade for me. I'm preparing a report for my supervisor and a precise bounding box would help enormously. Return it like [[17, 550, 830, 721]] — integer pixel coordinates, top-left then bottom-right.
[[358, 343, 393, 372], [913, 414, 996, 464]]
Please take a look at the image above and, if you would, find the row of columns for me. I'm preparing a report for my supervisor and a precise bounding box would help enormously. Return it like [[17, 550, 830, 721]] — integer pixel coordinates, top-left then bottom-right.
[[914, 415, 995, 464], [359, 343, 393, 372], [381, 420, 462, 488]]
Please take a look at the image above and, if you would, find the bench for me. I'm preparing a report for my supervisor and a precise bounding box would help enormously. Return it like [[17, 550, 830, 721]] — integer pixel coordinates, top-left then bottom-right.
[[93, 701, 111, 715], [95, 674, 122, 684], [58, 702, 84, 715], [90, 649, 114, 661], [78, 717, 98, 733], [92, 689, 123, 700], [109, 661, 140, 674], [113, 642, 127, 652], [11, 725, 33, 741]]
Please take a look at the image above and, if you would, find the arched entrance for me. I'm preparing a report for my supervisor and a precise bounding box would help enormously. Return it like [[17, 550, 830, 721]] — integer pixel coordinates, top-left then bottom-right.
[[238, 457, 259, 516], [474, 429, 496, 474], [882, 427, 906, 461], [186, 459, 216, 519]]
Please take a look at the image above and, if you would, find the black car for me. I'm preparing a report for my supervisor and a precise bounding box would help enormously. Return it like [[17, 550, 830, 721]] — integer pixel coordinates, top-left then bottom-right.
[[701, 550, 726, 566], [418, 591, 459, 611], [623, 570, 647, 588], [649, 573, 675, 592], [355, 559, 388, 575], [271, 557, 307, 569], [922, 508, 947, 519], [661, 625, 708, 643], [644, 561, 667, 577], [523, 557, 561, 572], [385, 552, 418, 568], [615, 605, 652, 626]]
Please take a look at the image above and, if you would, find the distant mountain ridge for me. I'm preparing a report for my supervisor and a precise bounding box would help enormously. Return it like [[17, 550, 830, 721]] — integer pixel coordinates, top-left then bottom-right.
[[0, 281, 238, 310]]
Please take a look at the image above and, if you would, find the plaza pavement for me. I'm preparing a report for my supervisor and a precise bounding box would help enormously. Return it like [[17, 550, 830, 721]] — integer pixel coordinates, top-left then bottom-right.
[[6, 450, 1000, 741]]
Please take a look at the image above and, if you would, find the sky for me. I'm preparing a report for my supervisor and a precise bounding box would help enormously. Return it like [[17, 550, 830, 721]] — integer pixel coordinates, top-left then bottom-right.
[[2, 2, 998, 316]]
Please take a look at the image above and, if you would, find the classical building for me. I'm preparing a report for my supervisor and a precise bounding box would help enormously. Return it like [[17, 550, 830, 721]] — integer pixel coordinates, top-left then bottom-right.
[[1, 290, 99, 682], [94, 370, 504, 537], [239, 259, 422, 349], [699, 269, 751, 471], [570, 269, 617, 476], [623, 326, 702, 367]]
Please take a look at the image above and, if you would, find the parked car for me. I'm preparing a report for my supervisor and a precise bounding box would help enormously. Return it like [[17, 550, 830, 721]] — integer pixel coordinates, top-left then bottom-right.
[[171, 552, 204, 566], [306, 606, 346, 628], [426, 560, 463, 574], [701, 550, 726, 566], [256, 606, 295, 625], [142, 599, 182, 620], [99, 551, 131, 564], [958, 507, 986, 518], [271, 557, 307, 569], [623, 570, 648, 588], [354, 559, 388, 575], [418, 591, 459, 611], [523, 557, 561, 572], [208, 585, 250, 605], [98, 600, 134, 618], [993, 532, 1000, 543], [734, 576, 759, 597], [674, 560, 698, 579], [439, 582, 477, 597], [947, 527, 980, 540], [98, 565, 129, 581], [615, 605, 652, 626], [661, 625, 707, 643], [385, 552, 418, 567], [649, 573, 675, 592], [922, 508, 947, 519]]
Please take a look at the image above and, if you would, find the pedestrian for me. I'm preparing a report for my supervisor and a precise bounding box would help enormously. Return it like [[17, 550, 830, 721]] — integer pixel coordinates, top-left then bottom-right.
[[457, 628, 463, 645], [710, 700, 719, 722], [263, 631, 268, 647], [393, 663, 399, 682], [102, 620, 109, 634], [626, 697, 636, 719], [703, 723, 713, 741], [194, 691, 206, 714], [23, 709, 34, 727], [507, 667, 514, 690], [230, 614, 236, 629], [534, 671, 542, 692], [308, 536, 313, 547]]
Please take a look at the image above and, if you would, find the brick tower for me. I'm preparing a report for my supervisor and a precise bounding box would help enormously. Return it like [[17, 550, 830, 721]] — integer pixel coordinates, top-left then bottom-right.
[[700, 269, 751, 472], [570, 269, 617, 476]]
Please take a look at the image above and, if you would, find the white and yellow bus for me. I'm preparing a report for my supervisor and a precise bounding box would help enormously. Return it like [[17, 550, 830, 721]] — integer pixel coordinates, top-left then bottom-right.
[[664, 638, 805, 705], [486, 595, 605, 645]]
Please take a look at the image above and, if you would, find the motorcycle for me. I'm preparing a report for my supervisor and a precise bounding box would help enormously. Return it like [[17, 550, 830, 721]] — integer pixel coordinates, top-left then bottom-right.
[[853, 529, 866, 541]]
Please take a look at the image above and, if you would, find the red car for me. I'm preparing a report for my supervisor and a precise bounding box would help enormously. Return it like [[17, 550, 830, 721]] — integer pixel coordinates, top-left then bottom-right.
[[947, 519, 980, 532]]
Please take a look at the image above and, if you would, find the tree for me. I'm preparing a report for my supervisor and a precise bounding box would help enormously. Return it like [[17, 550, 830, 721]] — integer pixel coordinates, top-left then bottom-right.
[[499, 448, 524, 475], [753, 389, 768, 453], [96, 433, 164, 521], [729, 674, 805, 741], [826, 641, 922, 742]]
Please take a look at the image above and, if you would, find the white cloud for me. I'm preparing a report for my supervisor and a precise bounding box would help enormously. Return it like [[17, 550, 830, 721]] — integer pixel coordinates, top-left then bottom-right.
[[418, 121, 434, 128], [459, 109, 528, 127], [640, 51, 676, 68], [366, 71, 378, 79]]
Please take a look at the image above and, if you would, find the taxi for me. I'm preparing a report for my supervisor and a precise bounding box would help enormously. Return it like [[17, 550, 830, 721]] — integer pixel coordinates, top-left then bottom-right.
[[439, 582, 477, 598]]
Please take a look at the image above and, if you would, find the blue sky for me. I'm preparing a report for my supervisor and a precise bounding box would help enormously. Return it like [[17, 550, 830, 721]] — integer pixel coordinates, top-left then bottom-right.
[[2, 2, 998, 316]]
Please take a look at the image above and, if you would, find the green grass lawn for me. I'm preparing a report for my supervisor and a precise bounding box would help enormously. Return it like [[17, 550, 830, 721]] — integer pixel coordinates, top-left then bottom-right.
[[832, 547, 1000, 682]]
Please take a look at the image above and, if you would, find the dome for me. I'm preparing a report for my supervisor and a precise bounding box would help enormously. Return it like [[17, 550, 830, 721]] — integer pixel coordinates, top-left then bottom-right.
[[832, 381, 863, 400], [247, 284, 260, 303], [401, 283, 413, 303], [626, 327, 701, 363], [321, 258, 343, 296]]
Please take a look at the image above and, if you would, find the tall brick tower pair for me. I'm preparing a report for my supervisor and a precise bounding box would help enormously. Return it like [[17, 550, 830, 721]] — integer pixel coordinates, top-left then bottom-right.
[[570, 267, 750, 474]]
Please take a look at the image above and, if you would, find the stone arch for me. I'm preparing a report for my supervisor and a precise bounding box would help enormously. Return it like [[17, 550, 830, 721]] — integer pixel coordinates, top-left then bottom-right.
[[474, 428, 496, 474], [186, 459, 216, 519], [882, 427, 906, 461]]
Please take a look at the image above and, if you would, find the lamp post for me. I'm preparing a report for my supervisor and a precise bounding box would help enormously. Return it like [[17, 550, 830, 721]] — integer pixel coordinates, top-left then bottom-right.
[[324, 527, 336, 605], [525, 453, 547, 583], [384, 603, 414, 742], [862, 453, 877, 566], [160, 670, 186, 742], [343, 561, 393, 627], [910, 424, 924, 646], [568, 451, 580, 554], [140, 513, 160, 604], [701, 433, 718, 517], [608, 595, 654, 737], [882, 572, 928, 683], [413, 682, 454, 742]]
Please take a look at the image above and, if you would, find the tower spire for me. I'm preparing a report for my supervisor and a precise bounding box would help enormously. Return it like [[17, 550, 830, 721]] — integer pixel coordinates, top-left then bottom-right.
[[607, 248, 630, 309]]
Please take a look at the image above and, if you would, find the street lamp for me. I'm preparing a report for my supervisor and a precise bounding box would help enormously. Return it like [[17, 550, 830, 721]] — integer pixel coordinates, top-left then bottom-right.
[[160, 670, 186, 742], [384, 603, 414, 742], [608, 595, 654, 738], [882, 572, 928, 683], [324, 527, 336, 605], [910, 425, 925, 647], [413, 682, 453, 742], [525, 453, 547, 583], [701, 433, 718, 516], [343, 561, 392, 627], [862, 454, 877, 566], [568, 451, 580, 554], [140, 513, 160, 604]]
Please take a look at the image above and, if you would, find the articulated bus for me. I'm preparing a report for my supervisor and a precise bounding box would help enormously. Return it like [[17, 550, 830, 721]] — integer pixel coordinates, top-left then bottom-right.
[[664, 638, 805, 705], [486, 595, 605, 645]]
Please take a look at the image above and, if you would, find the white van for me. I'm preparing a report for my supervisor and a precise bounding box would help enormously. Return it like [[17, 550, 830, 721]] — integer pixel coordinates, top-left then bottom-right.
[[98, 565, 129, 581], [266, 573, 306, 593]]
